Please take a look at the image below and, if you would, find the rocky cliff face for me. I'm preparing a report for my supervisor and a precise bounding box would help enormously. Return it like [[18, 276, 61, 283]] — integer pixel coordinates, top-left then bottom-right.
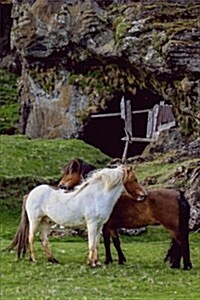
[[6, 0, 199, 140]]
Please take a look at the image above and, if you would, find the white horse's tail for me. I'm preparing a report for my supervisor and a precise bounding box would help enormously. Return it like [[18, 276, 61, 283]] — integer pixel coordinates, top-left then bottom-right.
[[5, 195, 29, 259]]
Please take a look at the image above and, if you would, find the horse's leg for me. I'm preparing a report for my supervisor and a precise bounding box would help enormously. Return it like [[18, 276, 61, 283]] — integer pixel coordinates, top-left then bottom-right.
[[94, 225, 103, 266], [164, 227, 182, 269], [168, 237, 192, 270], [28, 221, 38, 262], [102, 225, 113, 265], [164, 238, 181, 269], [40, 221, 59, 264], [87, 222, 100, 268], [166, 226, 192, 270], [112, 231, 126, 265]]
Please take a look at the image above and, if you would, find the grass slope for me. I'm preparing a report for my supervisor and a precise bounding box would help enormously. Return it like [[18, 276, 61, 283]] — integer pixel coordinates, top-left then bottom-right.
[[0, 135, 110, 178], [0, 135, 110, 209]]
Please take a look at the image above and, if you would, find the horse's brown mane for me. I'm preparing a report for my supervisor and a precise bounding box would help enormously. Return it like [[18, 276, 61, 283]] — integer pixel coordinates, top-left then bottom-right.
[[61, 159, 96, 178], [62, 159, 82, 174]]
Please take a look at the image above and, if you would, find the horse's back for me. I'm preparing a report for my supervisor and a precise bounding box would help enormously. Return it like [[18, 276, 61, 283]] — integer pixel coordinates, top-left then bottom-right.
[[147, 189, 179, 206], [147, 188, 180, 230], [28, 184, 53, 198], [26, 184, 54, 211]]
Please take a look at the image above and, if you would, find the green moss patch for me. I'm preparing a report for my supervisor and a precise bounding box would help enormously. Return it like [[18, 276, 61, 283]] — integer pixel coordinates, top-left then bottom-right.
[[0, 68, 19, 134]]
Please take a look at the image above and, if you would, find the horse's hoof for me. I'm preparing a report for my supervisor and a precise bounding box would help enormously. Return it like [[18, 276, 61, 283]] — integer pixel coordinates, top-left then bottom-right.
[[183, 263, 192, 270], [95, 260, 101, 267], [170, 263, 180, 269], [29, 257, 36, 263], [88, 260, 101, 268], [48, 257, 59, 264], [104, 259, 113, 265], [90, 262, 97, 268], [118, 258, 126, 265]]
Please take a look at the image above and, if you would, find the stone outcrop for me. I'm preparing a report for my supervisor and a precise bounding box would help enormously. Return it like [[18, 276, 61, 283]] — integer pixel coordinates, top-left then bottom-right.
[[185, 161, 200, 231], [142, 137, 200, 231], [109, 138, 200, 232], [3, 0, 199, 139]]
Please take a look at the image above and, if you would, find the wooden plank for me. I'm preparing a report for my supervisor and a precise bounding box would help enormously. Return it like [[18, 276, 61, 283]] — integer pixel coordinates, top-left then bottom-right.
[[120, 96, 126, 120], [90, 112, 121, 118], [132, 109, 151, 114], [125, 100, 132, 138], [122, 99, 132, 162], [158, 121, 176, 131], [91, 109, 151, 119], [146, 110, 153, 138], [122, 140, 129, 163], [121, 137, 154, 142], [152, 104, 159, 138]]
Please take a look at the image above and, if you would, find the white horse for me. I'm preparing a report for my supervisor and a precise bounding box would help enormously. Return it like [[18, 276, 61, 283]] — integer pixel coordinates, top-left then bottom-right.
[[8, 165, 146, 267]]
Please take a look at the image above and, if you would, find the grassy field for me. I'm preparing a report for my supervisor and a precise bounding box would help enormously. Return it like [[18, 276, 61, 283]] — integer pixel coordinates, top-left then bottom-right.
[[0, 134, 200, 299], [1, 212, 200, 300]]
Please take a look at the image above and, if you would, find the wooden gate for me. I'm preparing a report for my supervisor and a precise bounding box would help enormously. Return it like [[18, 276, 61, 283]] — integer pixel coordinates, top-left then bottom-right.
[[91, 97, 175, 161]]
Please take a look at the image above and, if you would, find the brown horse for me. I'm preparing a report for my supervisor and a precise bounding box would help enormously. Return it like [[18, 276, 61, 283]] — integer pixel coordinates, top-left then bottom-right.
[[102, 189, 192, 270], [57, 160, 192, 270]]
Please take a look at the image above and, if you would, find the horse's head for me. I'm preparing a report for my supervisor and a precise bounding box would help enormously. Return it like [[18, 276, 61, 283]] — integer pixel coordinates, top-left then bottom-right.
[[58, 172, 82, 190], [58, 159, 82, 190], [123, 166, 147, 201]]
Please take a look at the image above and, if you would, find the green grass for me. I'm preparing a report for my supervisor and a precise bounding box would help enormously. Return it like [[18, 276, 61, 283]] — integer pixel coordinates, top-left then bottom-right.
[[134, 157, 199, 189], [0, 135, 110, 209], [1, 210, 200, 300], [0, 135, 110, 179], [0, 69, 19, 133]]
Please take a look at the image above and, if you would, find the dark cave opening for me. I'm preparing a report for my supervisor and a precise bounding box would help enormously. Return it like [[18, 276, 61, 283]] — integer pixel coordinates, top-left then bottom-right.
[[0, 3, 13, 57], [82, 89, 163, 158]]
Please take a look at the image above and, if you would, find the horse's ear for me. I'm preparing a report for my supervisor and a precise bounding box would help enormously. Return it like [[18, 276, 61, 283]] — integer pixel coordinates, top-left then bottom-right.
[[127, 166, 133, 173], [124, 166, 135, 179], [70, 161, 77, 172], [66, 159, 80, 173]]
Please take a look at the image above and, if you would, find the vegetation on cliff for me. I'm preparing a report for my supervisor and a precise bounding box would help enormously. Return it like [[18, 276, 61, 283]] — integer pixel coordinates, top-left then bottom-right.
[[0, 68, 19, 134]]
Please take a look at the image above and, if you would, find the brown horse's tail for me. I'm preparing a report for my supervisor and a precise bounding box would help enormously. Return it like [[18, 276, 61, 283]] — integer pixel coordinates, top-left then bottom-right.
[[178, 190, 192, 269], [5, 195, 29, 259], [164, 190, 192, 269], [178, 190, 190, 240]]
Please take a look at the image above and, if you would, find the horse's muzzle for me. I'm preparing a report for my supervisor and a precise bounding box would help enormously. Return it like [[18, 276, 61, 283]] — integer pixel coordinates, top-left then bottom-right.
[[136, 195, 146, 201], [136, 190, 147, 201], [58, 184, 67, 190]]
